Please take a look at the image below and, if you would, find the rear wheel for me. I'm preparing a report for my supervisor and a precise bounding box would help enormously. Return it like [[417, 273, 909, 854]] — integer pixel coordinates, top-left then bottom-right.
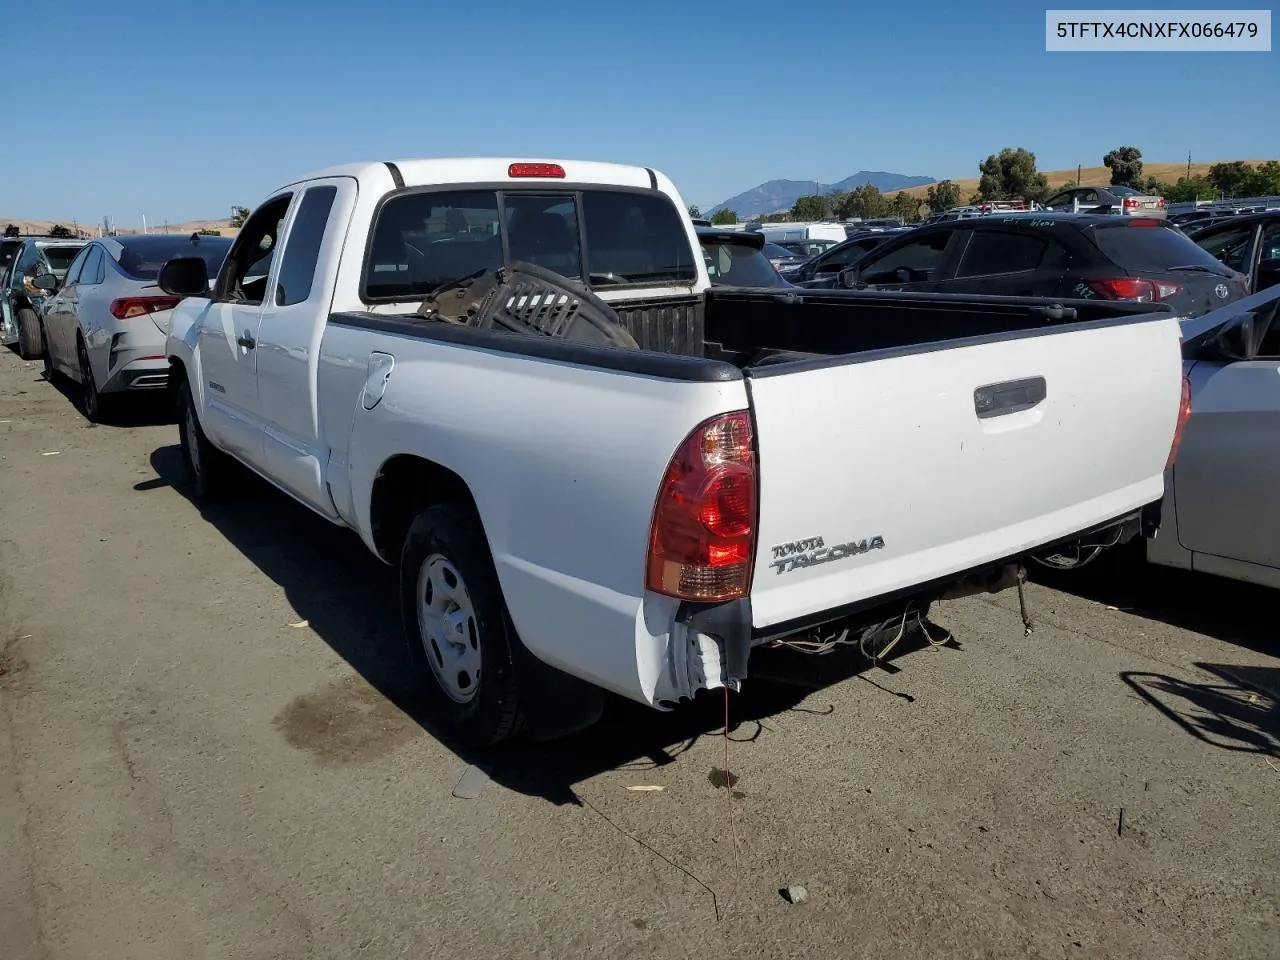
[[39, 323, 54, 381], [177, 379, 230, 499], [16, 307, 42, 360], [399, 504, 522, 746], [77, 337, 111, 423]]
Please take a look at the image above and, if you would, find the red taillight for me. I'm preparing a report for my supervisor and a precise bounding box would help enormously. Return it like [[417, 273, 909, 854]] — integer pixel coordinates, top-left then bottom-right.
[[1156, 197, 1166, 209], [646, 411, 757, 602], [508, 162, 565, 179], [1085, 277, 1181, 302], [1166, 374, 1192, 471], [1124, 197, 1140, 208], [109, 295, 180, 320]]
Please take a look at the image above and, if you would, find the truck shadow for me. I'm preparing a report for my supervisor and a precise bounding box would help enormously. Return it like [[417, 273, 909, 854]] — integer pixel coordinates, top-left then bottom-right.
[[143, 443, 940, 805], [1029, 548, 1277, 658], [1120, 664, 1279, 757]]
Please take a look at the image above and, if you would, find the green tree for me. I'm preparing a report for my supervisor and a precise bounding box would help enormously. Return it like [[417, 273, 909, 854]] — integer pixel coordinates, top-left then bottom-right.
[[710, 208, 738, 225], [791, 195, 831, 221], [197, 228, 222, 236], [3, 224, 18, 238], [1160, 176, 1219, 203], [924, 179, 962, 213], [688, 204, 703, 219], [1207, 161, 1251, 197], [759, 212, 790, 223], [891, 191, 922, 223], [835, 185, 890, 220], [977, 147, 1049, 202], [1103, 146, 1143, 187], [48, 224, 74, 238], [1139, 175, 1166, 195], [1241, 161, 1280, 196], [229, 205, 251, 228]]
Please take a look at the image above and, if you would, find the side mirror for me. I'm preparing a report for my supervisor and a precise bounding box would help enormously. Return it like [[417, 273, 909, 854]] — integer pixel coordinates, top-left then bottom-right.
[[838, 267, 864, 290], [32, 273, 58, 292], [158, 257, 210, 298]]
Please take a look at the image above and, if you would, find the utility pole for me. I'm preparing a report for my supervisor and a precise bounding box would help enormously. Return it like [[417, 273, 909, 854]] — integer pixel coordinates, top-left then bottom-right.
[[1186, 151, 1192, 180], [1076, 164, 1081, 186], [142, 214, 148, 235]]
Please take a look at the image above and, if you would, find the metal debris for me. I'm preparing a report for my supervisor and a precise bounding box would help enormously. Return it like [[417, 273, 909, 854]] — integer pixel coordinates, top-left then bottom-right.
[[780, 885, 808, 905]]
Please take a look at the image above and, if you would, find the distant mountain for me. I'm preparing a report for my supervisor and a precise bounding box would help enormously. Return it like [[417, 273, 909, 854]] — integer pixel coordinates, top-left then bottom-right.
[[708, 171, 935, 219]]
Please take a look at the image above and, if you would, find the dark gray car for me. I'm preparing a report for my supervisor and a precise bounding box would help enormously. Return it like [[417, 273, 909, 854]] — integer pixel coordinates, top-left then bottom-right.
[[1, 236, 87, 357]]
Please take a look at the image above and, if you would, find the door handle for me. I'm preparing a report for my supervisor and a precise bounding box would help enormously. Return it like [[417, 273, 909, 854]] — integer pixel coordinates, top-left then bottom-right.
[[237, 332, 256, 349]]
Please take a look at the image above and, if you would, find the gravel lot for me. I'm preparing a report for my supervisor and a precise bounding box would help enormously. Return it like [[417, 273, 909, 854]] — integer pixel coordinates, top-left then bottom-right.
[[1, 345, 1276, 960]]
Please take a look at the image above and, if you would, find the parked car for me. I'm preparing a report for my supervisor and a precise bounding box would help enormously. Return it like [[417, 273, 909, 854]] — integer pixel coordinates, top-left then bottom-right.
[[1187, 211, 1280, 296], [39, 233, 233, 420], [827, 213, 1247, 318], [1147, 285, 1280, 588], [776, 238, 839, 259], [783, 227, 913, 285], [697, 226, 791, 287], [1042, 185, 1167, 219], [1, 236, 87, 358], [159, 157, 1185, 746], [761, 240, 806, 271]]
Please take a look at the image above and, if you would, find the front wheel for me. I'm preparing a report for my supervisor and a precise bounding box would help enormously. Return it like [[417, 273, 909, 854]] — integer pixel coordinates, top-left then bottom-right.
[[177, 379, 230, 499], [399, 504, 523, 747], [16, 307, 42, 360]]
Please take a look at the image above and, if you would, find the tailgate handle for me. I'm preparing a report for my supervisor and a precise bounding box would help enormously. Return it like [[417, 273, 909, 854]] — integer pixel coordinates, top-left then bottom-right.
[[974, 377, 1046, 419]]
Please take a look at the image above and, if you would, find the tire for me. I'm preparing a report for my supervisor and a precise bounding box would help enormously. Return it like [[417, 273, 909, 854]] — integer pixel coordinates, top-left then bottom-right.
[[40, 323, 54, 381], [177, 379, 230, 499], [77, 338, 111, 423], [16, 307, 42, 360], [399, 504, 522, 747]]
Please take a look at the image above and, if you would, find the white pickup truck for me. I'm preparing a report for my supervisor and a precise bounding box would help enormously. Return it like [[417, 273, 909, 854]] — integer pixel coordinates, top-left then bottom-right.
[[161, 157, 1190, 745]]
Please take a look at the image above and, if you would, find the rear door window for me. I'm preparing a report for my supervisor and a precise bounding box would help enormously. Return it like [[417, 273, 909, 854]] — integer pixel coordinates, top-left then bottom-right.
[[1192, 223, 1256, 273], [955, 230, 1048, 277], [1094, 223, 1226, 272], [274, 185, 338, 306]]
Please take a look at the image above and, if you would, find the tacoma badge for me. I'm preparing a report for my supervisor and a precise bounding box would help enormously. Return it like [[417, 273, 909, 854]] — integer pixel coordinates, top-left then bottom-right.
[[769, 535, 885, 574]]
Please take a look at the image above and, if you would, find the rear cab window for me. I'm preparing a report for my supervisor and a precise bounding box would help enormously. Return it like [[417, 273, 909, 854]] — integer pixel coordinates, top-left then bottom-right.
[[1091, 222, 1227, 273], [362, 187, 697, 302]]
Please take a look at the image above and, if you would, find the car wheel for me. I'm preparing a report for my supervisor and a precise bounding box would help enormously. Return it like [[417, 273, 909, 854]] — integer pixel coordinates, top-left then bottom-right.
[[16, 307, 43, 360], [400, 503, 523, 747], [40, 323, 55, 381], [77, 338, 110, 423], [177, 379, 229, 499]]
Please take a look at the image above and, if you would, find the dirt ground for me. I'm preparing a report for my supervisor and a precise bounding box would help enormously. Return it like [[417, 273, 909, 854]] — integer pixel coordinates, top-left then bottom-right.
[[0, 345, 1276, 960]]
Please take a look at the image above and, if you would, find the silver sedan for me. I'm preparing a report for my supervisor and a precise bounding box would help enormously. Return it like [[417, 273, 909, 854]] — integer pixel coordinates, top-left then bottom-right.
[[1148, 284, 1280, 588], [38, 234, 231, 421]]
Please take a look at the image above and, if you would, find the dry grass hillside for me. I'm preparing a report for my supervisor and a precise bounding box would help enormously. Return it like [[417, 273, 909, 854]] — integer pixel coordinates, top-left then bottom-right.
[[889, 161, 1272, 198], [1, 217, 238, 239]]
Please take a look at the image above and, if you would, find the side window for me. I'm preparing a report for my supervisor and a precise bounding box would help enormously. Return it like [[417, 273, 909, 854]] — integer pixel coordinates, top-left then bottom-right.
[[17, 244, 41, 276], [365, 190, 502, 301], [62, 246, 92, 286], [858, 232, 955, 284], [1195, 224, 1255, 273], [216, 194, 294, 305], [955, 231, 1048, 277], [1044, 192, 1071, 209], [819, 240, 878, 272], [1080, 190, 1100, 203], [273, 186, 338, 306], [1255, 223, 1280, 294], [79, 247, 105, 286]]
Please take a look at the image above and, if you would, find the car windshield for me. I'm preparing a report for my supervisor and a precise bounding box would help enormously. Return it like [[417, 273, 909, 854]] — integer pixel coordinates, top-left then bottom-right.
[[117, 236, 234, 280], [43, 247, 83, 274], [701, 239, 787, 287], [1091, 223, 1226, 272], [762, 242, 795, 259]]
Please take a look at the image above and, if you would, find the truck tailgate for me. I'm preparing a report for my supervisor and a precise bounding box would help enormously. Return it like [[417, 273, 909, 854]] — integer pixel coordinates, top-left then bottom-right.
[[747, 315, 1184, 630]]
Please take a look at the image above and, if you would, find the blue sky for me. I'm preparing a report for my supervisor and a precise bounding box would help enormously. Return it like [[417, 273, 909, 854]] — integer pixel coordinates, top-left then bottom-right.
[[4, 0, 1276, 224]]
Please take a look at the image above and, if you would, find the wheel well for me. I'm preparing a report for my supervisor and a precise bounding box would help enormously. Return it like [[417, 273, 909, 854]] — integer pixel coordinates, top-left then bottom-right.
[[369, 455, 478, 563], [167, 358, 188, 415]]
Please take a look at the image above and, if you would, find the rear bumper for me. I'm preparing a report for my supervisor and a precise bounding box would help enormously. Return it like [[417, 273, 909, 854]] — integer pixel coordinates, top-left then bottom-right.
[[675, 504, 1155, 690], [102, 355, 169, 393]]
